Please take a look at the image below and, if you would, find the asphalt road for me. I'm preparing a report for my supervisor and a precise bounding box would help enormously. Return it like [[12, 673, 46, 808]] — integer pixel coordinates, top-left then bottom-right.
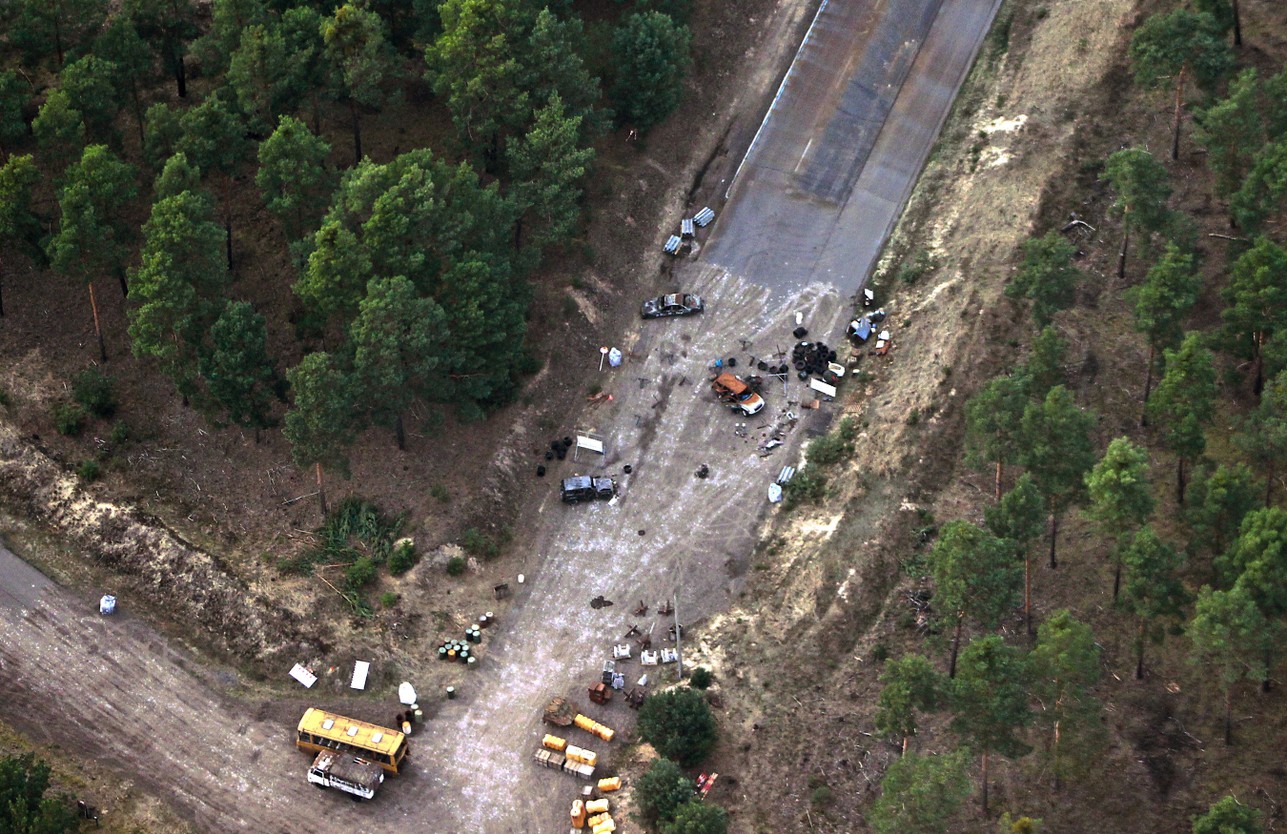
[[705, 0, 1004, 299], [0, 0, 1000, 830]]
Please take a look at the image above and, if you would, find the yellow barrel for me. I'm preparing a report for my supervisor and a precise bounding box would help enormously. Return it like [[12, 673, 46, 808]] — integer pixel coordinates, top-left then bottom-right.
[[591, 819, 616, 834], [593, 723, 615, 743], [597, 776, 622, 793], [574, 714, 596, 732], [586, 798, 610, 814], [570, 799, 586, 828], [587, 813, 610, 828], [543, 734, 567, 752], [578, 750, 598, 768]]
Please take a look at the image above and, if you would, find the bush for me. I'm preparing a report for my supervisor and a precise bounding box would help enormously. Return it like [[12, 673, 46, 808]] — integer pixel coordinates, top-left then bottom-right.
[[345, 556, 378, 591], [808, 417, 857, 467], [661, 800, 728, 834], [109, 420, 130, 445], [379, 592, 399, 609], [72, 367, 117, 417], [783, 466, 827, 509], [388, 541, 419, 575], [461, 526, 510, 560], [430, 484, 451, 503], [76, 459, 101, 481], [637, 688, 718, 767], [688, 667, 713, 689], [0, 385, 10, 407], [446, 556, 467, 577], [634, 758, 694, 825], [53, 402, 87, 436]]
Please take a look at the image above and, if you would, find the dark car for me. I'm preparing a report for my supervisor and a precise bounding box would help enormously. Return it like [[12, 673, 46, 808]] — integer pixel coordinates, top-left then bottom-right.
[[641, 293, 704, 319], [560, 475, 617, 504]]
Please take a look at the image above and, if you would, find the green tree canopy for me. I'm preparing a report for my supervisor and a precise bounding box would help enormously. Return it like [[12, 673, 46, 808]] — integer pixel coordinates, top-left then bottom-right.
[[964, 373, 1030, 500], [986, 473, 1046, 634], [1030, 610, 1103, 785], [256, 115, 333, 242], [637, 687, 718, 768], [153, 152, 202, 199], [142, 102, 183, 171], [0, 752, 79, 833], [60, 53, 120, 143], [634, 757, 694, 826], [322, 3, 395, 163], [1193, 796, 1264, 834], [128, 190, 229, 401], [1101, 147, 1175, 278], [1019, 385, 1097, 568], [1194, 69, 1266, 201], [1237, 371, 1287, 505], [951, 635, 1032, 814], [1119, 526, 1188, 679], [0, 154, 42, 317], [199, 300, 279, 438], [1185, 463, 1263, 558], [609, 11, 692, 132], [1147, 332, 1217, 504], [92, 13, 155, 146], [1219, 508, 1287, 613], [0, 70, 29, 152], [1021, 325, 1068, 401], [228, 22, 300, 134], [191, 0, 267, 77], [349, 275, 449, 449], [1006, 232, 1081, 326], [1085, 437, 1156, 599], [1130, 8, 1234, 159], [283, 350, 356, 515], [1188, 584, 1271, 745], [31, 88, 86, 175], [5, 0, 106, 67], [868, 749, 972, 834], [1230, 138, 1287, 234], [874, 653, 943, 754], [661, 801, 728, 834], [1222, 237, 1287, 394], [507, 91, 595, 253], [928, 520, 1021, 677], [1133, 242, 1201, 415]]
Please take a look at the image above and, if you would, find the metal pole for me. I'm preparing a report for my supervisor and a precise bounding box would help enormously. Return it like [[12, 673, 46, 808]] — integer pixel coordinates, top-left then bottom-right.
[[672, 592, 683, 681]]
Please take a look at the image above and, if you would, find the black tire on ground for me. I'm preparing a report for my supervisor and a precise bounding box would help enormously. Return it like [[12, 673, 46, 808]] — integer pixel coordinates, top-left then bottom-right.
[[758, 361, 768, 371], [727, 357, 737, 367], [798, 371, 809, 380], [793, 327, 808, 338], [537, 466, 546, 477]]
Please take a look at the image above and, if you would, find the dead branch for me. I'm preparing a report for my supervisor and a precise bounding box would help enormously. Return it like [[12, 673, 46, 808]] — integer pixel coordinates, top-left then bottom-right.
[[1208, 233, 1250, 243]]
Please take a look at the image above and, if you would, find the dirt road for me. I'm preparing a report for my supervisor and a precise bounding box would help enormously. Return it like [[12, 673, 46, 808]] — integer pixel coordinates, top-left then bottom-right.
[[0, 0, 998, 830]]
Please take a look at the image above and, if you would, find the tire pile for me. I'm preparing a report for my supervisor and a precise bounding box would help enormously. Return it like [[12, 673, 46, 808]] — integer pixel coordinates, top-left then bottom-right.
[[792, 340, 840, 383]]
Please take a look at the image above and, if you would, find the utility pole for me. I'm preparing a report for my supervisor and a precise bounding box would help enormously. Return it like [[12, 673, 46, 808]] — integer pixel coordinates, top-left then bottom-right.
[[672, 592, 683, 681]]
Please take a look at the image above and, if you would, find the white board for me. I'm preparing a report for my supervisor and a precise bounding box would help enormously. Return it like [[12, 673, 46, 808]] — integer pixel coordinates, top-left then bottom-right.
[[809, 377, 838, 398], [350, 660, 370, 690], [576, 435, 604, 454], [289, 663, 317, 688]]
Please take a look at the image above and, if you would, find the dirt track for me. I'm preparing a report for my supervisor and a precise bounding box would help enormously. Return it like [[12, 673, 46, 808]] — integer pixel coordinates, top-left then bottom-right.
[[0, 0, 998, 829]]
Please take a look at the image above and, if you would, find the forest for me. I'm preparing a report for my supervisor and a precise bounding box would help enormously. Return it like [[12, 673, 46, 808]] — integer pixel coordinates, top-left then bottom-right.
[[0, 0, 693, 508]]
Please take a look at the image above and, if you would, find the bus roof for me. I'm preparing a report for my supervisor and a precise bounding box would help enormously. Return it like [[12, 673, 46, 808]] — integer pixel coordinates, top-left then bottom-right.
[[298, 708, 406, 757]]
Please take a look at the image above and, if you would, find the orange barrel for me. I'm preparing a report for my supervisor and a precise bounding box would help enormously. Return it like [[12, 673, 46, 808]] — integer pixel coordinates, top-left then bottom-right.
[[543, 734, 567, 751], [574, 714, 596, 733], [570, 800, 586, 828], [593, 723, 615, 743], [597, 776, 622, 792]]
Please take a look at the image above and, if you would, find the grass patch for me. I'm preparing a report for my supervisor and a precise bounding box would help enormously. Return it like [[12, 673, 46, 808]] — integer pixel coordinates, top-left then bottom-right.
[[71, 367, 116, 418], [278, 497, 406, 576], [53, 402, 87, 436], [76, 459, 101, 482], [446, 555, 467, 576], [460, 526, 510, 560], [808, 417, 858, 467]]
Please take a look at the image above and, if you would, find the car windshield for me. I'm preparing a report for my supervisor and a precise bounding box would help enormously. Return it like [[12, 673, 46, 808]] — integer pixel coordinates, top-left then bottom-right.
[[662, 294, 679, 306]]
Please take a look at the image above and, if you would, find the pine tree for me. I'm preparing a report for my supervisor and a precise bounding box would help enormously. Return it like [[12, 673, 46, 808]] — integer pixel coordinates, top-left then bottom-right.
[[1085, 437, 1156, 599]]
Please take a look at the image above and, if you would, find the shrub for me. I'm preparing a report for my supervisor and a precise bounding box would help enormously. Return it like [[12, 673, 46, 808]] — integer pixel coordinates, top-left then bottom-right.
[[688, 667, 713, 689], [109, 420, 130, 445], [446, 556, 467, 577], [0, 385, 10, 407], [808, 417, 857, 467], [660, 800, 728, 834], [76, 459, 101, 481], [637, 688, 718, 767], [389, 542, 419, 575], [53, 402, 87, 436], [345, 556, 378, 591], [71, 367, 116, 417], [811, 785, 833, 808], [634, 758, 694, 825], [379, 592, 398, 609], [461, 526, 510, 560], [430, 484, 451, 503], [783, 467, 827, 509]]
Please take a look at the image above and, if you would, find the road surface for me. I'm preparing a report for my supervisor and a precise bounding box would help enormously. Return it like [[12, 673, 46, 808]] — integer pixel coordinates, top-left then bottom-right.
[[0, 0, 1000, 830]]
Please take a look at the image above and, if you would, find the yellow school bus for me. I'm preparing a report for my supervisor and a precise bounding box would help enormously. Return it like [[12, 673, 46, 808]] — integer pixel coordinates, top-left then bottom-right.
[[296, 708, 409, 775]]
